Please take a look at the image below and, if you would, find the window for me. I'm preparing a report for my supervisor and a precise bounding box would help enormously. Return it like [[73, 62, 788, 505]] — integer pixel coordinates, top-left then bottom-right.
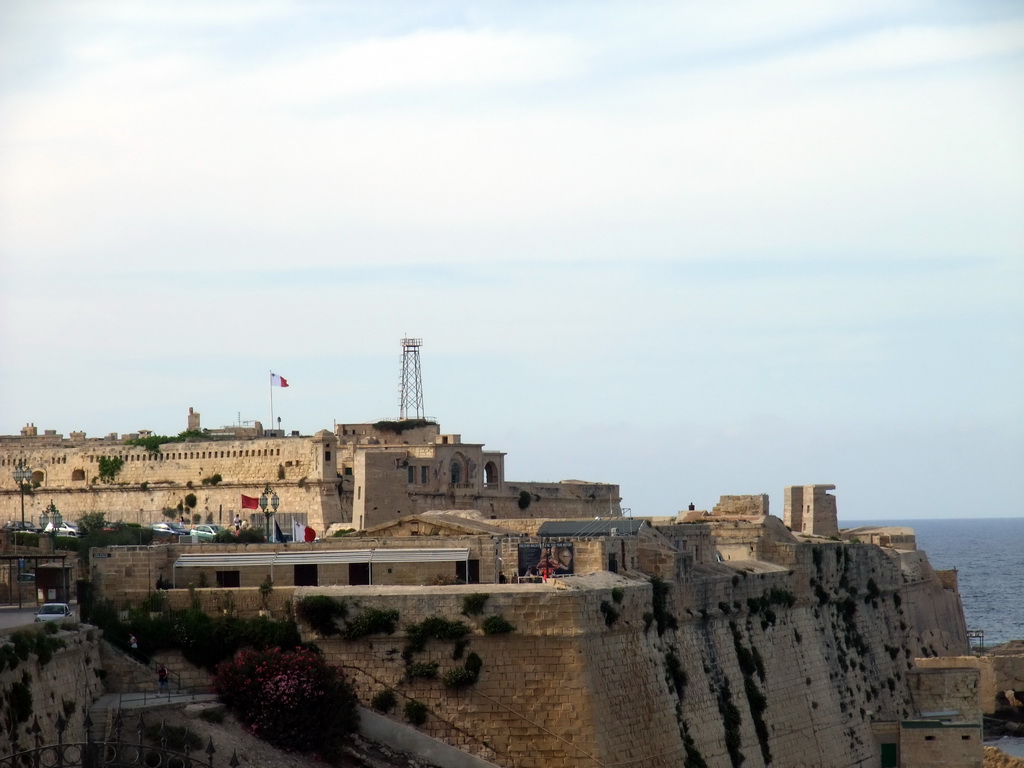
[[455, 560, 480, 584], [408, 466, 415, 484], [421, 466, 428, 484], [325, 450, 331, 462], [961, 735, 971, 741], [450, 462, 461, 484], [215, 571, 240, 588], [294, 564, 318, 587]]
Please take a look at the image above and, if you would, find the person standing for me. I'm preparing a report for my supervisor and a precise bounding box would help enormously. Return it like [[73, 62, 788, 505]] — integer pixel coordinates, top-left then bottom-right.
[[129, 633, 139, 660]]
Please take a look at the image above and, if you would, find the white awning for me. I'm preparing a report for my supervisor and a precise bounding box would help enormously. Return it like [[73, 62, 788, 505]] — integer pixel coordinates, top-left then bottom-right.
[[173, 548, 470, 572]]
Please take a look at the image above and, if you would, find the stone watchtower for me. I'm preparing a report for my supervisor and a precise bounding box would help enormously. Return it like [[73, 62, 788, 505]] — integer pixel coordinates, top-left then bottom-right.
[[783, 484, 839, 537]]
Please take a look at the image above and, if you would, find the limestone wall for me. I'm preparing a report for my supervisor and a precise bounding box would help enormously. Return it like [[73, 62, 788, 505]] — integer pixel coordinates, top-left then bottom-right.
[[84, 532, 970, 768], [0, 624, 106, 748], [287, 539, 967, 768]]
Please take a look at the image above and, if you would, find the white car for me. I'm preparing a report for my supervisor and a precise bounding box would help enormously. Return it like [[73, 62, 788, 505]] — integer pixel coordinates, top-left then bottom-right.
[[35, 603, 75, 622], [190, 524, 225, 541], [44, 521, 81, 537]]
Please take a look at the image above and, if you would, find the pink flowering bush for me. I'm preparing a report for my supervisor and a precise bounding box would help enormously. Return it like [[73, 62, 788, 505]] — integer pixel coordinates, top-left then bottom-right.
[[214, 647, 359, 754]]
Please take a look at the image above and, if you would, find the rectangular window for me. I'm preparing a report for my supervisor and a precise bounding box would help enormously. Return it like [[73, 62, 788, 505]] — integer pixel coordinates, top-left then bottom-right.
[[215, 571, 240, 588], [421, 466, 428, 484], [294, 564, 318, 587], [408, 466, 415, 484]]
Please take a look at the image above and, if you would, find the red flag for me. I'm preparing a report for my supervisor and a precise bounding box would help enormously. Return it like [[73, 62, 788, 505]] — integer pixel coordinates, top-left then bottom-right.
[[270, 373, 289, 388], [304, 526, 316, 543], [241, 494, 260, 510]]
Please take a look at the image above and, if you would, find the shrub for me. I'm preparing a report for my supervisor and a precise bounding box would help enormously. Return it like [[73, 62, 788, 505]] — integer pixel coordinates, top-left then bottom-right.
[[517, 490, 531, 510], [297, 596, 347, 637], [343, 608, 399, 640], [405, 616, 470, 653], [611, 587, 625, 604], [371, 690, 397, 713], [600, 601, 620, 627], [405, 662, 439, 680], [481, 615, 515, 635], [444, 651, 483, 689], [404, 699, 428, 726], [443, 667, 477, 689], [97, 456, 124, 483], [214, 647, 358, 754], [461, 593, 490, 616]]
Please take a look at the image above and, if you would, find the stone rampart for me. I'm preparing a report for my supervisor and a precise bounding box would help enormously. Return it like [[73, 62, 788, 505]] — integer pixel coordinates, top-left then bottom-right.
[[0, 624, 106, 748]]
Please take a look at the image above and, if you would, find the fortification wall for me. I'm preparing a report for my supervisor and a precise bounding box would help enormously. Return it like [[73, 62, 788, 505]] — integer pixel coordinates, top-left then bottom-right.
[[0, 624, 106, 748], [287, 540, 967, 768], [0, 436, 343, 531]]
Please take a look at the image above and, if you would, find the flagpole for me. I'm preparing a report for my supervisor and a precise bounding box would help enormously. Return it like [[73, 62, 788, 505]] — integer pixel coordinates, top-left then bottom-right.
[[269, 370, 274, 435]]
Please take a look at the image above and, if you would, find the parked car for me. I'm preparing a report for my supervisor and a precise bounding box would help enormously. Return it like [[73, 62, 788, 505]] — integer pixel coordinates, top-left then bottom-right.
[[149, 521, 189, 537], [190, 524, 225, 541], [44, 521, 81, 537], [3, 520, 41, 533], [34, 603, 75, 622]]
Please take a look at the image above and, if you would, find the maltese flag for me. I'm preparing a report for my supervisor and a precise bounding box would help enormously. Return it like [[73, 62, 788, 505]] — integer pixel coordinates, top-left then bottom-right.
[[270, 373, 289, 388]]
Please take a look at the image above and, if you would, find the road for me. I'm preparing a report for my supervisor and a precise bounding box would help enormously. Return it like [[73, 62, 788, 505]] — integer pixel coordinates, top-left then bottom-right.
[[0, 603, 44, 630]]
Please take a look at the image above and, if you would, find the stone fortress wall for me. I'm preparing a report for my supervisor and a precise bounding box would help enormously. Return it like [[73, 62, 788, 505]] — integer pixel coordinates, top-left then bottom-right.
[[0, 413, 620, 533], [85, 517, 971, 768]]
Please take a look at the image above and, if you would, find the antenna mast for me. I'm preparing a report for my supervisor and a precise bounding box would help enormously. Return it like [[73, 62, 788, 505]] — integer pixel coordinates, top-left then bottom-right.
[[398, 337, 425, 420]]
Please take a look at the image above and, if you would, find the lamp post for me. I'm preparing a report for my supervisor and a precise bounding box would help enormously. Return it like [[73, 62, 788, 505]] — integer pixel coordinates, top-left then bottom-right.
[[12, 458, 32, 530], [39, 501, 63, 539], [259, 485, 280, 542]]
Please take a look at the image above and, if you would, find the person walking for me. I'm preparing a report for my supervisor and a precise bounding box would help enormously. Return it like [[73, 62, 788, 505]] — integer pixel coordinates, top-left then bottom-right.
[[129, 633, 139, 660], [157, 663, 169, 693]]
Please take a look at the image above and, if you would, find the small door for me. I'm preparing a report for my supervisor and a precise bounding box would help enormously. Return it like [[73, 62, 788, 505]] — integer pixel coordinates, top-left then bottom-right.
[[294, 564, 318, 587], [608, 553, 618, 574], [880, 743, 898, 768], [349, 562, 370, 586], [455, 560, 480, 584]]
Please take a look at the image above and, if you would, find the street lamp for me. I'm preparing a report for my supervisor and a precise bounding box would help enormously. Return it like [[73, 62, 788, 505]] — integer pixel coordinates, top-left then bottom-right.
[[39, 501, 63, 537], [259, 485, 280, 542], [12, 458, 33, 530]]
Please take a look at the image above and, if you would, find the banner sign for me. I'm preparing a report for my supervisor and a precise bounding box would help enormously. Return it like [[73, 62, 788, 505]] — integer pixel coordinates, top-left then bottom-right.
[[517, 542, 574, 578]]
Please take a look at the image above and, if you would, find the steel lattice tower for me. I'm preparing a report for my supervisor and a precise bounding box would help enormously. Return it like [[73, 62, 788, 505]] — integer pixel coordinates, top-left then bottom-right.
[[398, 337, 425, 420]]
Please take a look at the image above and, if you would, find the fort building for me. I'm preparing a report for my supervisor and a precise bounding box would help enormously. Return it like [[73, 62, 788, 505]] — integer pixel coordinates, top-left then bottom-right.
[[0, 411, 620, 535]]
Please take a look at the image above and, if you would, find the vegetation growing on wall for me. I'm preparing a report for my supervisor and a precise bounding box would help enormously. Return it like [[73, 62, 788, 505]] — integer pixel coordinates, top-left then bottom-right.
[[649, 576, 678, 636], [716, 678, 745, 768], [600, 601, 620, 627], [481, 614, 516, 635], [517, 490, 532, 510], [125, 429, 210, 454], [97, 456, 124, 483], [342, 608, 400, 640], [461, 593, 489, 616], [443, 652, 483, 689]]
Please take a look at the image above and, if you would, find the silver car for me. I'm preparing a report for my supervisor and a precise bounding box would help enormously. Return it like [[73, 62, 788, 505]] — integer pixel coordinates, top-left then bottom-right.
[[35, 603, 75, 622]]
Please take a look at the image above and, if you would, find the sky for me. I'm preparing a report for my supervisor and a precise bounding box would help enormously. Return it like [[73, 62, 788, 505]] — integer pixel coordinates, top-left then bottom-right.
[[1, 1, 1022, 521]]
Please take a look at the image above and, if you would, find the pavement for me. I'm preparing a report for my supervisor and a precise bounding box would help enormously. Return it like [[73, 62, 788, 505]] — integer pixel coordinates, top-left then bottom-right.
[[92, 692, 218, 710]]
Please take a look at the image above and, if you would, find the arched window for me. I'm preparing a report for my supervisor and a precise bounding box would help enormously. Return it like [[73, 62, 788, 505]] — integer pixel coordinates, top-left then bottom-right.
[[484, 462, 498, 486], [72, 469, 85, 482], [450, 461, 462, 485]]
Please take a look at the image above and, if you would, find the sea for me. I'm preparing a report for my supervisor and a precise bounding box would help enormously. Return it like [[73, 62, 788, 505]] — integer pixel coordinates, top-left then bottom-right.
[[844, 517, 1024, 757]]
